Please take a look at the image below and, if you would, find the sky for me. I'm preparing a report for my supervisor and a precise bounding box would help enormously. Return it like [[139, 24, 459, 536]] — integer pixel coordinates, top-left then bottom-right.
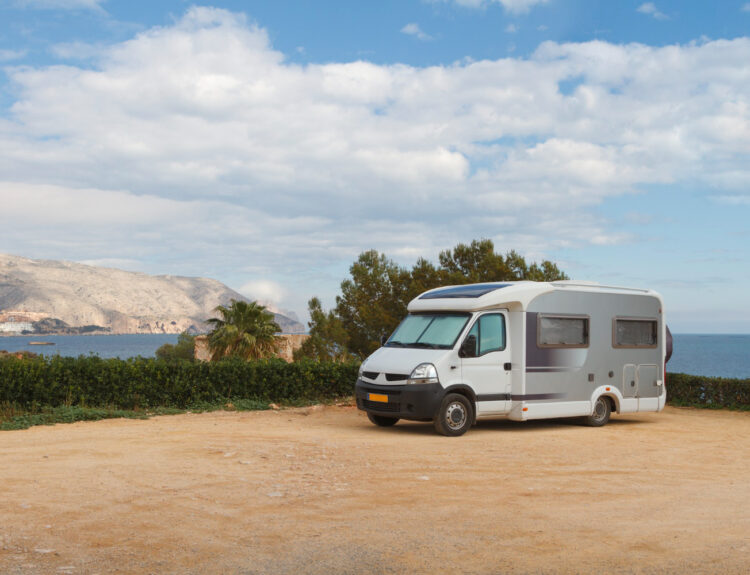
[[0, 0, 749, 333]]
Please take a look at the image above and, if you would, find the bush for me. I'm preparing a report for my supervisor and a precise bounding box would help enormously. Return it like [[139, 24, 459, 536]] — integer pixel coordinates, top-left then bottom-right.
[[666, 372, 750, 410], [155, 332, 196, 361], [0, 356, 360, 411], [1, 356, 745, 426]]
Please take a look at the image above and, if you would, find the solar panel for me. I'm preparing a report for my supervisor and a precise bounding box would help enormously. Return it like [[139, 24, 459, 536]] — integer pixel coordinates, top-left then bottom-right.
[[418, 283, 512, 299]]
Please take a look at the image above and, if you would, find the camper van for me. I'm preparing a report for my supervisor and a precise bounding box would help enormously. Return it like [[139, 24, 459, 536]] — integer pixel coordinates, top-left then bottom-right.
[[355, 281, 669, 436]]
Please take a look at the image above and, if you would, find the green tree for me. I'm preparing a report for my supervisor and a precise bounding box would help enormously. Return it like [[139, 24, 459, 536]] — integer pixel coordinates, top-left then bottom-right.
[[206, 300, 281, 360], [293, 297, 353, 361], [438, 241, 568, 283], [438, 239, 511, 284], [335, 250, 414, 357], [155, 332, 196, 361], [306, 239, 569, 358]]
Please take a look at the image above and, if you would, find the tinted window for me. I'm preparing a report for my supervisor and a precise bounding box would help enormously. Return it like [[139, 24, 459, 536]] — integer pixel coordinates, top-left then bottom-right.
[[419, 283, 512, 299], [387, 313, 471, 349], [479, 314, 505, 354], [614, 319, 657, 347], [421, 316, 473, 347], [463, 313, 506, 356], [539, 315, 588, 347]]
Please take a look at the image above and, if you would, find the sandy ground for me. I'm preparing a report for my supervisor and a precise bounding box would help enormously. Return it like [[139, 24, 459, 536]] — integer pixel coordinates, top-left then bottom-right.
[[0, 405, 748, 575]]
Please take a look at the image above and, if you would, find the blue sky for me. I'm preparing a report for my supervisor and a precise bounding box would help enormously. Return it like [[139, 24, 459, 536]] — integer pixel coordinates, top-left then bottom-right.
[[1, 0, 749, 332]]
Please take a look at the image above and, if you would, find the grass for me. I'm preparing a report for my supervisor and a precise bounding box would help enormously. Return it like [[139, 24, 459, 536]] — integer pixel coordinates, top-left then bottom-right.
[[667, 399, 750, 412], [0, 396, 354, 431], [0, 399, 269, 431]]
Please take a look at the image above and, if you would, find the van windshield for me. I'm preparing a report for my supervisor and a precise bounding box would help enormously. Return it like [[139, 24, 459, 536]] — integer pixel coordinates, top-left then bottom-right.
[[385, 313, 471, 349]]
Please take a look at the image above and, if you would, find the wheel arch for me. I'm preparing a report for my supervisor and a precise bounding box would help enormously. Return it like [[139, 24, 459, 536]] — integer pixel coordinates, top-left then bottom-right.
[[590, 385, 623, 414], [441, 384, 477, 421]]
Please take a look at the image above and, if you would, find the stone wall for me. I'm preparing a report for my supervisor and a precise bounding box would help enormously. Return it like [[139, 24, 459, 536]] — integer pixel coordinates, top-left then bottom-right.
[[193, 333, 309, 363], [194, 335, 211, 362], [274, 334, 310, 362]]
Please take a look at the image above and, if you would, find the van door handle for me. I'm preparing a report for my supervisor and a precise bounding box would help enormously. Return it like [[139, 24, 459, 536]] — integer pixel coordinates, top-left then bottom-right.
[[504, 362, 512, 371]]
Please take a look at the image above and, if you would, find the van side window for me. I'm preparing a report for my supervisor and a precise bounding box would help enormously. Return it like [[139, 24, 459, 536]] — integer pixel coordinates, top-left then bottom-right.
[[479, 314, 505, 354], [538, 315, 589, 348], [613, 318, 658, 348], [464, 314, 506, 356]]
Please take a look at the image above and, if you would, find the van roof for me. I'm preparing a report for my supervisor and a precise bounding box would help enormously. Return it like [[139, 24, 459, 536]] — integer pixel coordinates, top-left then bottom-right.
[[407, 280, 660, 313]]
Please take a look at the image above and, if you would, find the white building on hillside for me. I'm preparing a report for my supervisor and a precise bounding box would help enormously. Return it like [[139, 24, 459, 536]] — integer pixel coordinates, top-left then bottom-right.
[[0, 320, 34, 333]]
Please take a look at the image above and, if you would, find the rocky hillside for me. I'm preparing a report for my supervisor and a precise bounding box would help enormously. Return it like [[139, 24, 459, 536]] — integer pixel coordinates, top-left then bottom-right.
[[0, 254, 304, 335]]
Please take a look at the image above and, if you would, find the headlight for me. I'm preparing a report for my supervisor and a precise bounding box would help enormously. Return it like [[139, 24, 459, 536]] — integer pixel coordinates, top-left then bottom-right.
[[407, 363, 439, 385]]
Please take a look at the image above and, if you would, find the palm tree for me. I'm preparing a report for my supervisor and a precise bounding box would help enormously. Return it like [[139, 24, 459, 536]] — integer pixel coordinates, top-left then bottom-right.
[[206, 300, 282, 360]]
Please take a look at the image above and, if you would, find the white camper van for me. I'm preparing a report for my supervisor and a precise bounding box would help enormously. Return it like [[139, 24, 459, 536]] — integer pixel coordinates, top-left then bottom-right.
[[355, 281, 669, 436]]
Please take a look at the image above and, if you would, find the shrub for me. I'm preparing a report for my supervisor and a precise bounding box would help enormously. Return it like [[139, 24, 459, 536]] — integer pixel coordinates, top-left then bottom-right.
[[666, 372, 750, 410], [1, 357, 745, 421], [155, 332, 196, 361], [0, 355, 359, 411]]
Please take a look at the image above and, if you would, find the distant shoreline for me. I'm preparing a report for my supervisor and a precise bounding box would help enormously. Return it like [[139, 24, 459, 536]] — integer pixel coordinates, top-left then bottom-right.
[[0, 331, 307, 337]]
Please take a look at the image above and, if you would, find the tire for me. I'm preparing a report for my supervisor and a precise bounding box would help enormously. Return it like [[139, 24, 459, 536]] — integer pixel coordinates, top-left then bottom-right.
[[433, 393, 474, 437], [585, 396, 611, 427], [367, 412, 399, 427]]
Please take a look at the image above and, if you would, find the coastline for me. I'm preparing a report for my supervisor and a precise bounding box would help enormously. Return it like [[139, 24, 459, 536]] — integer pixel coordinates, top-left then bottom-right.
[[1, 333, 748, 379]]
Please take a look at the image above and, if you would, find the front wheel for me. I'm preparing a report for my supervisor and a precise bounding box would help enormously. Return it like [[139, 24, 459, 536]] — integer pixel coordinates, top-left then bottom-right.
[[367, 412, 399, 427], [434, 393, 473, 437], [585, 396, 611, 427]]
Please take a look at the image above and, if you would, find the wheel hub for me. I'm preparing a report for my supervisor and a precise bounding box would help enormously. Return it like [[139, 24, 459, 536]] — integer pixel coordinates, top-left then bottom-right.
[[446, 402, 466, 429]]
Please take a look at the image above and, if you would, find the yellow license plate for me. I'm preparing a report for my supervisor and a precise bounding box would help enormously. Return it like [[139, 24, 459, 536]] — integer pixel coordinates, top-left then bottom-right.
[[368, 393, 388, 403]]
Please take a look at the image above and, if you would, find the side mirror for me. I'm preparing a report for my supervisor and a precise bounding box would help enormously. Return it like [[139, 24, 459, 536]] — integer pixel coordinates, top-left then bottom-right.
[[380, 334, 389, 346], [459, 335, 477, 358]]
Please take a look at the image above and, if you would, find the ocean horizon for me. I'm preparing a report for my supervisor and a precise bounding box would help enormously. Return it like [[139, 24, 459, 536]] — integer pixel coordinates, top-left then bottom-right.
[[0, 333, 179, 361], [1, 332, 748, 380]]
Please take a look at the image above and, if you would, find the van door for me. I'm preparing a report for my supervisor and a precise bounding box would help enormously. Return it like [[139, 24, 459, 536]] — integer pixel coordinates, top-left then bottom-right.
[[637, 364, 659, 398], [460, 311, 511, 415], [623, 364, 637, 398]]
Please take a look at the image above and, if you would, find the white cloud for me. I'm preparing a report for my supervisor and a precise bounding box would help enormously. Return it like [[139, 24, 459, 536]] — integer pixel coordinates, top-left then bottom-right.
[[401, 23, 433, 41], [742, 3, 750, 12], [1, 7, 750, 313], [637, 3, 669, 20], [50, 42, 104, 60], [711, 195, 750, 205], [496, 0, 549, 13], [239, 280, 289, 307], [14, 0, 105, 10], [0, 49, 26, 61], [505, 24, 519, 33], [437, 0, 549, 14]]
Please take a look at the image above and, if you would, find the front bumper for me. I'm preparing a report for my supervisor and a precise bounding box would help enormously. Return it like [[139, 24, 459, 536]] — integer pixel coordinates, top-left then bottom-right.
[[355, 379, 444, 420]]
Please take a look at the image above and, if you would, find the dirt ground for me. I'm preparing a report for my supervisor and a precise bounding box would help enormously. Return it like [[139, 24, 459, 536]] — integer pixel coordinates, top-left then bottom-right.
[[1, 405, 748, 575]]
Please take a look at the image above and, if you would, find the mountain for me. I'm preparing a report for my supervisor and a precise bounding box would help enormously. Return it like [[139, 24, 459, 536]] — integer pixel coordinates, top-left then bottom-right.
[[0, 254, 304, 335]]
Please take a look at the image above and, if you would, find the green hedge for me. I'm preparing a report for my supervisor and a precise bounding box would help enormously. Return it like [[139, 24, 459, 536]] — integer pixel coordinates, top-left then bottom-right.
[[0, 356, 359, 410], [666, 372, 750, 410], [1, 356, 747, 414]]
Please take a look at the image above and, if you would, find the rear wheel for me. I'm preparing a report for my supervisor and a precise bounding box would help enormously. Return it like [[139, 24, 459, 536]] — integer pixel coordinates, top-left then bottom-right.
[[586, 396, 611, 427], [434, 393, 473, 437], [367, 412, 399, 427]]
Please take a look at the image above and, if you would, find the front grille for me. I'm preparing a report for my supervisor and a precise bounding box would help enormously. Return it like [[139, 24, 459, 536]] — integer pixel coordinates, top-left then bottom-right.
[[385, 373, 408, 382], [361, 371, 379, 380], [362, 399, 401, 413]]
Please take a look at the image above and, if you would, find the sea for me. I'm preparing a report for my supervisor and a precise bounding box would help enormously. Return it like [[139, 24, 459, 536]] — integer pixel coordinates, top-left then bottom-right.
[[0, 334, 179, 360], [0, 333, 748, 379]]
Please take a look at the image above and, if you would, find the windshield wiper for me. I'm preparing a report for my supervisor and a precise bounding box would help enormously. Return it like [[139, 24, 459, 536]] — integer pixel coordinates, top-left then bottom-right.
[[386, 340, 406, 347], [410, 342, 441, 349]]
